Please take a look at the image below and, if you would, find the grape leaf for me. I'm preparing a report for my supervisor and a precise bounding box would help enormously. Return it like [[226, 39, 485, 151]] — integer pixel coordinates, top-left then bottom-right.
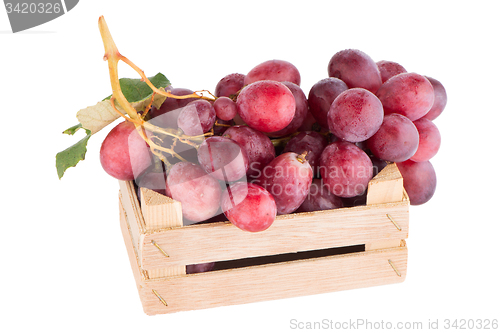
[[63, 123, 83, 135], [78, 73, 170, 135], [76, 99, 122, 135], [56, 72, 170, 179], [56, 129, 92, 179], [102, 72, 170, 102]]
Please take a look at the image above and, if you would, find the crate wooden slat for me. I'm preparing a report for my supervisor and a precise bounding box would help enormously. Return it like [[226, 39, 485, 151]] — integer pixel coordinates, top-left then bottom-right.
[[118, 163, 410, 315], [138, 200, 408, 269]]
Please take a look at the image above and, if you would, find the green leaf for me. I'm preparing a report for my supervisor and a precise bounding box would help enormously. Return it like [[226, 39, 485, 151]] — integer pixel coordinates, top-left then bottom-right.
[[63, 123, 83, 135], [103, 73, 170, 102], [57, 73, 170, 180], [56, 129, 92, 179]]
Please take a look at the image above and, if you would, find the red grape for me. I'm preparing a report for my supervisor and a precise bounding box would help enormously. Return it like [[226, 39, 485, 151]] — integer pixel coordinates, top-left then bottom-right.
[[376, 60, 407, 83], [197, 136, 249, 182], [267, 82, 309, 137], [213, 96, 238, 121], [256, 152, 313, 214], [167, 162, 222, 222], [283, 131, 328, 177], [376, 72, 434, 121], [319, 141, 373, 198], [367, 113, 419, 162], [100, 121, 152, 181], [244, 59, 301, 86], [396, 160, 436, 205], [411, 118, 441, 162], [215, 73, 245, 98], [422, 76, 447, 120], [308, 77, 348, 128], [298, 111, 318, 132], [327, 49, 382, 94], [177, 100, 216, 136], [135, 168, 168, 197], [327, 88, 384, 142], [221, 182, 277, 232], [223, 125, 275, 178], [295, 178, 343, 213], [236, 80, 296, 133]]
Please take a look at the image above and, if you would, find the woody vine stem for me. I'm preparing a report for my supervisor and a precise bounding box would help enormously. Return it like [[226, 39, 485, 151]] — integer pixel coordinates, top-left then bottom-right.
[[98, 16, 215, 168], [97, 16, 300, 170]]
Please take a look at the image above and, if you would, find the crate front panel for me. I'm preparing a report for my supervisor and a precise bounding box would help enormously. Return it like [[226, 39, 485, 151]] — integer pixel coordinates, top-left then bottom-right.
[[120, 203, 407, 315], [139, 200, 408, 269]]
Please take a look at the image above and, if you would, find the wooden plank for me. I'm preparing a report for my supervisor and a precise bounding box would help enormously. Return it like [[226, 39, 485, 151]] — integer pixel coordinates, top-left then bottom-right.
[[119, 181, 146, 263], [366, 163, 404, 205], [139, 200, 408, 269], [139, 187, 185, 277], [141, 245, 408, 315], [140, 187, 182, 231], [365, 239, 404, 251]]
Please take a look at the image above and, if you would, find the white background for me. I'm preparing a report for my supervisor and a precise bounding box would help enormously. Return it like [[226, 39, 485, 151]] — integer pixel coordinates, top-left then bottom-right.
[[1, 1, 499, 332]]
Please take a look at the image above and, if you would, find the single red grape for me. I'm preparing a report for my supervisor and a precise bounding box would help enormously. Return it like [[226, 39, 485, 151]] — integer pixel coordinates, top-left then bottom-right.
[[396, 159, 437, 205], [327, 88, 384, 142], [376, 60, 407, 83], [367, 113, 419, 162], [328, 49, 382, 94], [422, 76, 447, 120], [100, 121, 152, 181], [215, 73, 245, 98], [236, 80, 296, 133], [411, 118, 441, 162], [221, 182, 277, 232], [167, 162, 222, 222], [244, 59, 301, 86], [223, 125, 275, 178], [376, 72, 434, 121], [308, 77, 348, 128], [267, 81, 309, 137], [256, 152, 313, 214], [319, 141, 373, 198]]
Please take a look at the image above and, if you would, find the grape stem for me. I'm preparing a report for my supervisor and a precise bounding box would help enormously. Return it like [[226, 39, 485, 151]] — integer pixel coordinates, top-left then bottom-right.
[[296, 151, 308, 163], [270, 132, 299, 148], [98, 16, 215, 167]]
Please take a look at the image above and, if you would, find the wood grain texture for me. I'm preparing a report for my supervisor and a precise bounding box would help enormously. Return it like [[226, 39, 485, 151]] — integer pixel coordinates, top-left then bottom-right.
[[140, 187, 186, 277], [140, 187, 182, 231], [366, 163, 404, 205], [119, 181, 145, 255], [120, 203, 407, 315], [140, 200, 409, 269]]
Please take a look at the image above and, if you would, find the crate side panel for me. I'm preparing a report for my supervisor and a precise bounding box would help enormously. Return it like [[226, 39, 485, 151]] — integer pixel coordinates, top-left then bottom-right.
[[119, 181, 146, 258], [140, 246, 407, 315], [119, 199, 148, 311], [141, 200, 409, 269]]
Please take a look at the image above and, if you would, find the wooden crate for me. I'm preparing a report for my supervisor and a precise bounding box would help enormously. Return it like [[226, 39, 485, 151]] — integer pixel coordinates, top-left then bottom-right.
[[118, 163, 409, 315]]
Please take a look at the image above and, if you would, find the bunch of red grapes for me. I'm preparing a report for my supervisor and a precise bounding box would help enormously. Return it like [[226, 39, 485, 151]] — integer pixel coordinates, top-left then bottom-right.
[[101, 49, 445, 235]]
